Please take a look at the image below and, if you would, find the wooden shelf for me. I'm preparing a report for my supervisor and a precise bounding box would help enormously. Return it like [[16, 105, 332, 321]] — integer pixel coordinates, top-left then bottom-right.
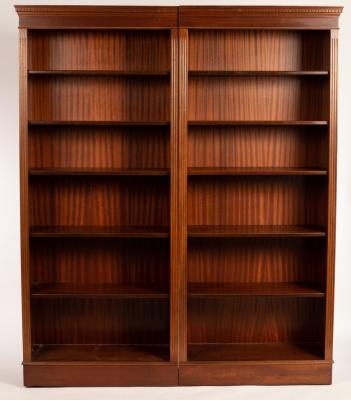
[[29, 120, 170, 126], [29, 168, 170, 176], [188, 167, 327, 176], [188, 120, 328, 126], [188, 282, 325, 298], [187, 343, 323, 361], [28, 70, 170, 76], [189, 70, 329, 76], [31, 283, 169, 299], [28, 120, 169, 126], [32, 344, 170, 362], [30, 226, 169, 238], [188, 225, 326, 238]]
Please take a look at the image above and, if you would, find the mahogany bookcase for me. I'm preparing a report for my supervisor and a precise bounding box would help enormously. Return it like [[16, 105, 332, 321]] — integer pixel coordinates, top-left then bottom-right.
[[16, 5, 342, 387]]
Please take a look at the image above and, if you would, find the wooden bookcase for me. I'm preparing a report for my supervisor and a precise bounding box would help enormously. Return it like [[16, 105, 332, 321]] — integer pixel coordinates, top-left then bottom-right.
[[16, 5, 342, 386]]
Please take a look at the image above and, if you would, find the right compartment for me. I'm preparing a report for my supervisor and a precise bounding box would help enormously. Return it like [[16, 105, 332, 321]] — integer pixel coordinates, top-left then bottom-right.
[[185, 28, 331, 364]]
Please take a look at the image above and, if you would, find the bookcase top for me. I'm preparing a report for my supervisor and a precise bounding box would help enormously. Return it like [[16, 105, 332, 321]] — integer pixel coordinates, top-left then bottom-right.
[[15, 5, 342, 30]]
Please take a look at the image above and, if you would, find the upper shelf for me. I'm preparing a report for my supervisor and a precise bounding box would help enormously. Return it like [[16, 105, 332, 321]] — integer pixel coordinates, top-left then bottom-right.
[[188, 71, 329, 76], [188, 225, 326, 238], [28, 70, 170, 76], [188, 121, 328, 126], [30, 226, 169, 238], [29, 120, 170, 126], [31, 283, 169, 299], [188, 282, 325, 298], [188, 167, 327, 176], [29, 168, 170, 177]]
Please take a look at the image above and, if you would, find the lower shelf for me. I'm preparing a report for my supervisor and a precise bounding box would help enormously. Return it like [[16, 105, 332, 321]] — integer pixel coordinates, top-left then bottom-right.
[[30, 226, 169, 238], [188, 225, 326, 237], [187, 343, 323, 362], [31, 283, 169, 299], [188, 282, 325, 298], [32, 344, 169, 362]]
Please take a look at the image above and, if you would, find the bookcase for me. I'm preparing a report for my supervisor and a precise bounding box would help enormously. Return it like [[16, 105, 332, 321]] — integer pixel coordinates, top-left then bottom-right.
[[16, 5, 342, 386]]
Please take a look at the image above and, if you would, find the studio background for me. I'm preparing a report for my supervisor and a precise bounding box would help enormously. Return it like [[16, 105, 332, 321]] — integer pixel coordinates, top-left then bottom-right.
[[0, 0, 350, 399]]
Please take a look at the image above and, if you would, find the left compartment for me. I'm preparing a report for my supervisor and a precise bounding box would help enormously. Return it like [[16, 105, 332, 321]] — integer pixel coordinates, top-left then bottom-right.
[[26, 28, 174, 366]]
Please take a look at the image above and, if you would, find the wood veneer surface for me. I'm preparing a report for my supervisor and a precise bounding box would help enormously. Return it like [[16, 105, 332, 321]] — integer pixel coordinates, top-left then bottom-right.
[[31, 298, 170, 345], [29, 76, 170, 122], [187, 176, 327, 226], [29, 176, 169, 227], [29, 126, 169, 169], [188, 30, 329, 71], [188, 76, 328, 121], [187, 297, 324, 344], [29, 30, 170, 72], [188, 126, 327, 169]]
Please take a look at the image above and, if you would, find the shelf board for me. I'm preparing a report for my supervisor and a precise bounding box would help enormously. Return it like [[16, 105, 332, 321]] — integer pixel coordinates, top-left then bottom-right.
[[188, 225, 326, 238], [187, 343, 323, 362], [31, 283, 169, 299], [28, 70, 170, 76], [188, 120, 328, 126], [29, 120, 170, 126], [32, 344, 170, 362], [188, 167, 327, 176], [189, 70, 329, 76], [30, 226, 169, 238], [188, 282, 325, 298], [29, 168, 170, 176]]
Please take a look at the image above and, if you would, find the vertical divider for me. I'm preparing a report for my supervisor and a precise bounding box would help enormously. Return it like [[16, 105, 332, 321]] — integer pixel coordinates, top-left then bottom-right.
[[178, 28, 188, 362], [170, 28, 179, 363], [325, 29, 338, 361], [19, 28, 31, 362]]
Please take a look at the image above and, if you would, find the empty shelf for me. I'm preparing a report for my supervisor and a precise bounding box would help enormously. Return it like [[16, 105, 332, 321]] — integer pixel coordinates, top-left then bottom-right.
[[29, 120, 170, 126], [28, 70, 170, 76], [29, 168, 170, 176], [187, 343, 323, 362], [188, 225, 326, 238], [32, 344, 169, 362], [189, 70, 329, 76], [188, 167, 327, 176], [31, 283, 169, 299], [188, 120, 328, 126], [188, 283, 325, 298], [30, 226, 169, 238]]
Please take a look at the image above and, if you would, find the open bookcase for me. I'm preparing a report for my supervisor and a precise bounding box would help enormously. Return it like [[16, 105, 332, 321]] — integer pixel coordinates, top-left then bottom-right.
[[16, 6, 341, 386]]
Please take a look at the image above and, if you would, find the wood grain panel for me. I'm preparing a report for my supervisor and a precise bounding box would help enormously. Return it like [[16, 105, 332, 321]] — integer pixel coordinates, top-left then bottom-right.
[[188, 76, 328, 121], [24, 364, 179, 387], [188, 297, 324, 344], [188, 238, 325, 287], [31, 238, 169, 286], [325, 30, 338, 360], [29, 176, 169, 227], [29, 76, 170, 122], [19, 28, 31, 363], [29, 126, 169, 169], [188, 126, 327, 168], [178, 28, 188, 362], [188, 343, 323, 361], [28, 30, 170, 71], [16, 6, 178, 29], [180, 6, 342, 30], [179, 362, 332, 385], [187, 176, 327, 226], [169, 29, 179, 363], [188, 30, 329, 71], [31, 298, 169, 345]]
